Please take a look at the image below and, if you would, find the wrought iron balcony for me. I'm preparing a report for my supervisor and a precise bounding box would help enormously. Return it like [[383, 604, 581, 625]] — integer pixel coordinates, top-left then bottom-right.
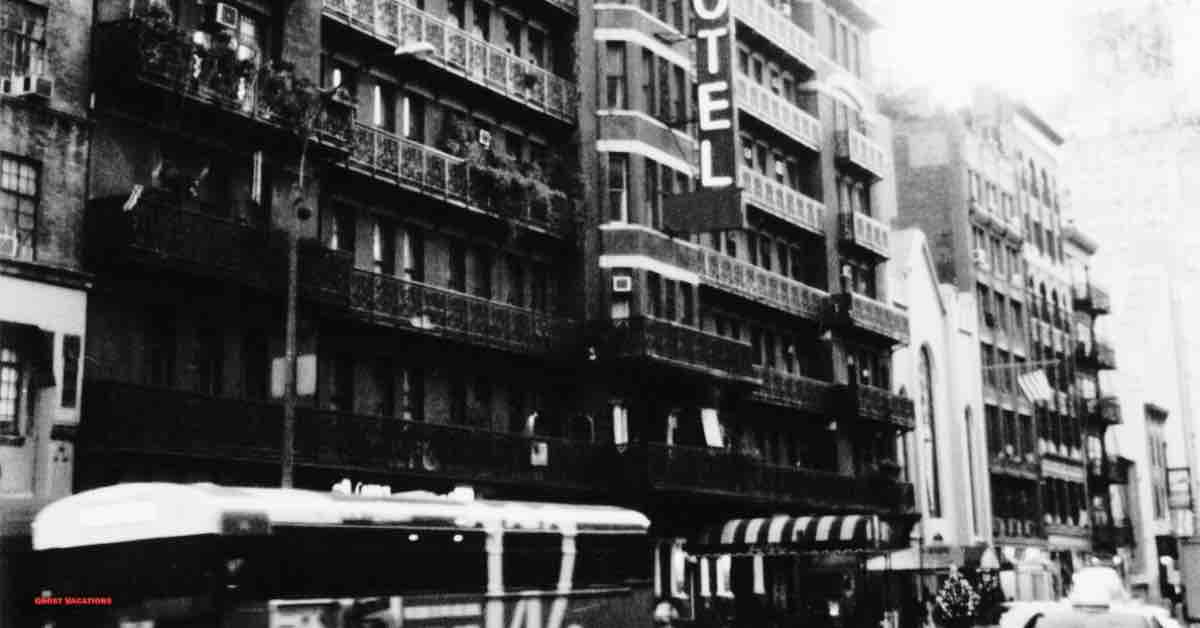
[[696, 246, 827, 321], [600, 226, 828, 322], [990, 450, 1041, 479], [348, 124, 574, 240], [1092, 519, 1136, 551], [1080, 395, 1123, 426], [1073, 281, 1111, 315], [590, 317, 758, 383], [1088, 455, 1130, 485], [993, 517, 1043, 541], [835, 129, 887, 181], [633, 443, 915, 515], [322, 0, 577, 123], [749, 367, 832, 415], [81, 380, 614, 491], [826, 292, 909, 345], [738, 166, 826, 236], [348, 270, 570, 358], [732, 0, 818, 71], [1044, 520, 1089, 538], [1076, 340, 1117, 371], [835, 384, 915, 431], [86, 192, 348, 304], [92, 19, 354, 149], [735, 72, 821, 151], [838, 211, 890, 259]]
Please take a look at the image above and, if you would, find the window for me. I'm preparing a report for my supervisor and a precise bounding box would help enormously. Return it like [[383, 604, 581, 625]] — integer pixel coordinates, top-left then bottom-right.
[[0, 155, 38, 260], [641, 50, 655, 116], [471, 0, 490, 40], [372, 359, 394, 417], [242, 330, 269, 400], [0, 0, 45, 77], [604, 43, 627, 108], [473, 247, 493, 299], [449, 241, 467, 292], [644, 160, 660, 229], [399, 226, 423, 282], [402, 93, 426, 142], [371, 218, 395, 276], [329, 204, 355, 252], [527, 28, 546, 68], [146, 308, 176, 388], [607, 153, 629, 222], [327, 354, 353, 412], [400, 367, 423, 421], [503, 14, 520, 56], [919, 347, 941, 516], [371, 82, 396, 131], [508, 256, 526, 307], [194, 326, 223, 396], [0, 347, 21, 435]]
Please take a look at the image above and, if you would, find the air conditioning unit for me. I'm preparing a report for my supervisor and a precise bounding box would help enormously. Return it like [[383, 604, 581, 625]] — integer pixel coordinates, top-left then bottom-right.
[[208, 2, 240, 30], [1, 75, 53, 101], [478, 129, 492, 149], [972, 248, 990, 271], [612, 275, 633, 293]]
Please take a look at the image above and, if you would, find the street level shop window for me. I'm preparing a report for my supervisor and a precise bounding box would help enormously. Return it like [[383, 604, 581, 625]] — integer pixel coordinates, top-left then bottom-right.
[[0, 346, 22, 436]]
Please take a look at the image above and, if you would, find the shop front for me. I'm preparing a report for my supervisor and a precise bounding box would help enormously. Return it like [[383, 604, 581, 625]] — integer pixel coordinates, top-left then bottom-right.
[[654, 514, 917, 628]]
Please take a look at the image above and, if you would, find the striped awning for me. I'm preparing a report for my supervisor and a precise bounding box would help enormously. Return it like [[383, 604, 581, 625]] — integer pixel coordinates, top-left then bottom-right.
[[691, 514, 897, 554]]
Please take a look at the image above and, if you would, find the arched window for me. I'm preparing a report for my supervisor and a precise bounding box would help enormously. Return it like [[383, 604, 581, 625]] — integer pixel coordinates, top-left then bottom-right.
[[919, 346, 941, 517]]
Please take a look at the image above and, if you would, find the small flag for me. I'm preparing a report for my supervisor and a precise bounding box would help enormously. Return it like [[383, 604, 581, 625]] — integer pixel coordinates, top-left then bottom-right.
[[1018, 369, 1053, 404]]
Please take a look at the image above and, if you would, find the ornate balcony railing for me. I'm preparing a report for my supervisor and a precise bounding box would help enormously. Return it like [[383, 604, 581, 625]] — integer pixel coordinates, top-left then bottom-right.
[[1078, 395, 1121, 427], [994, 517, 1043, 540], [749, 367, 831, 414], [838, 211, 890, 259], [826, 292, 909, 345], [348, 270, 570, 357], [696, 246, 827, 321], [591, 317, 758, 382], [1073, 281, 1111, 315], [836, 384, 915, 431], [990, 449, 1041, 478], [348, 124, 573, 239], [635, 443, 915, 515], [835, 129, 887, 181], [1088, 455, 1129, 485], [735, 72, 821, 151], [92, 19, 354, 149], [87, 192, 351, 300], [81, 380, 614, 490], [322, 0, 577, 123], [600, 226, 827, 322], [732, 0, 818, 71], [738, 166, 825, 236], [1076, 340, 1117, 371]]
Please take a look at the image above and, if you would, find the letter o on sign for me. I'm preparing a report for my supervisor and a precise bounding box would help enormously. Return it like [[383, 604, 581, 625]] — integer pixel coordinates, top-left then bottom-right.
[[692, 0, 729, 20]]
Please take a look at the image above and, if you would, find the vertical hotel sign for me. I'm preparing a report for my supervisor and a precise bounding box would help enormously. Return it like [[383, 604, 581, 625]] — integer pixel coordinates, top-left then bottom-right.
[[663, 0, 744, 233]]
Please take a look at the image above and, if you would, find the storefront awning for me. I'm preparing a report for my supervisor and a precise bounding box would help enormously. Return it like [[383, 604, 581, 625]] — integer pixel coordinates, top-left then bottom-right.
[[690, 514, 903, 555]]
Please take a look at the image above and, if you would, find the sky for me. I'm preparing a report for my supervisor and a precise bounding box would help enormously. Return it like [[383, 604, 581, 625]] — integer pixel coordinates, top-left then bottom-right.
[[872, 0, 1080, 114]]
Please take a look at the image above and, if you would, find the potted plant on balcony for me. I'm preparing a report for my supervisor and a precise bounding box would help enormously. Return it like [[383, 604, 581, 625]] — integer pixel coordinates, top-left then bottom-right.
[[193, 30, 257, 103], [129, 5, 194, 83]]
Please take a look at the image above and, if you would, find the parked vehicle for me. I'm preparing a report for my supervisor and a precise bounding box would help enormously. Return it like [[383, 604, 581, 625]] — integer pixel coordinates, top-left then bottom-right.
[[33, 483, 653, 627]]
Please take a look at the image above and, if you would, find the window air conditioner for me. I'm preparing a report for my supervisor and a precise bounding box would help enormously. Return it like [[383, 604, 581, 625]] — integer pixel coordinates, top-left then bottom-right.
[[612, 275, 633, 293], [478, 129, 493, 149], [972, 248, 989, 271], [1, 75, 53, 101], [209, 2, 240, 30]]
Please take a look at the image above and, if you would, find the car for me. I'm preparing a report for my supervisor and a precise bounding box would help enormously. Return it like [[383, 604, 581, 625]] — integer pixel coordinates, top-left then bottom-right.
[[1069, 567, 1132, 605], [1023, 607, 1167, 628]]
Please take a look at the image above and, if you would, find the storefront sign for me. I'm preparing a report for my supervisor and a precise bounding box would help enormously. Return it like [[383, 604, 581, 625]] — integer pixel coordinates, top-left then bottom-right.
[[663, 0, 744, 233]]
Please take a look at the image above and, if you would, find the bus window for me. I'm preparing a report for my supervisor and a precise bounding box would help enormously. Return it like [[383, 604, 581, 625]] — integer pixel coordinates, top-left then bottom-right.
[[504, 532, 562, 590], [265, 527, 488, 597], [575, 534, 652, 588]]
